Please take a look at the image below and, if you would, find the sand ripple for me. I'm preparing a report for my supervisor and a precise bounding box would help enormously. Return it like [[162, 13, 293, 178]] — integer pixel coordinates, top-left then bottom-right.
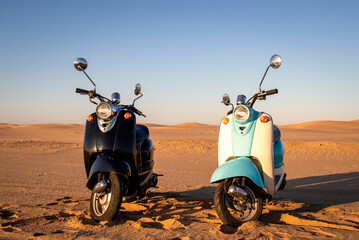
[[0, 140, 80, 153], [1, 194, 358, 239]]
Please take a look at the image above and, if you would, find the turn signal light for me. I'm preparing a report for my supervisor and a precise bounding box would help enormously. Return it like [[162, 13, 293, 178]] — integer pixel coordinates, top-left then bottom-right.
[[222, 117, 229, 125], [260, 116, 269, 123], [124, 112, 131, 120], [87, 115, 93, 122]]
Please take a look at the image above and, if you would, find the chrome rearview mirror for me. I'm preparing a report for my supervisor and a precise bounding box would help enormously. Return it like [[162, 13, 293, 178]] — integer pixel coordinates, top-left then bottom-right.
[[258, 54, 282, 92], [269, 54, 282, 69], [74, 58, 88, 71], [134, 83, 142, 95], [222, 94, 230, 106], [132, 83, 143, 106], [74, 57, 96, 90]]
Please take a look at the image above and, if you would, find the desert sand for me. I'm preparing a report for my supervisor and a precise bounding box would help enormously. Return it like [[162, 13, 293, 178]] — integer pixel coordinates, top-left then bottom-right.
[[0, 120, 358, 239]]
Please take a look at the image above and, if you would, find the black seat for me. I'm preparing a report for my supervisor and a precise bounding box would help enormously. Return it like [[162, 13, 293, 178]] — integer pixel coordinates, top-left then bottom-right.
[[273, 125, 281, 143], [136, 124, 149, 141]]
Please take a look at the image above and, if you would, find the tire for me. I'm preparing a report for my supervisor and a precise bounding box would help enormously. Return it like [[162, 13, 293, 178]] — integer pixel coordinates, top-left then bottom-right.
[[90, 173, 123, 221], [214, 181, 262, 226]]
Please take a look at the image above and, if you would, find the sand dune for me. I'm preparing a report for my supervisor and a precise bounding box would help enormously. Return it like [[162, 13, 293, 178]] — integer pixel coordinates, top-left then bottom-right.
[[280, 120, 359, 142], [0, 120, 358, 239], [0, 123, 84, 143], [282, 119, 359, 132], [172, 122, 210, 127]]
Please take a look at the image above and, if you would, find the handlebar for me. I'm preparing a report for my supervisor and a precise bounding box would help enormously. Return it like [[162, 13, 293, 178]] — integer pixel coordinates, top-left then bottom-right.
[[128, 106, 146, 117], [264, 88, 278, 96], [246, 88, 279, 108], [76, 88, 146, 117], [76, 88, 109, 102], [75, 88, 89, 95]]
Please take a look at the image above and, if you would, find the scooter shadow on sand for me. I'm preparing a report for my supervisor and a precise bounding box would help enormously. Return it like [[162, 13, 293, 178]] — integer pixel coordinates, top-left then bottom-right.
[[256, 171, 359, 228], [280, 171, 359, 207], [249, 172, 359, 226], [176, 172, 359, 226], [97, 191, 216, 229]]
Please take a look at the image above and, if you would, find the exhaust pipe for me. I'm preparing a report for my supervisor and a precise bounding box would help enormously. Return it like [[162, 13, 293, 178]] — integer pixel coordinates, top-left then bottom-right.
[[227, 185, 247, 198]]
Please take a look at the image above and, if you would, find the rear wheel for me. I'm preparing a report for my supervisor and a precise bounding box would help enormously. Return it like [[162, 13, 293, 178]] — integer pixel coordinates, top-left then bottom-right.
[[90, 173, 123, 221], [214, 180, 262, 226]]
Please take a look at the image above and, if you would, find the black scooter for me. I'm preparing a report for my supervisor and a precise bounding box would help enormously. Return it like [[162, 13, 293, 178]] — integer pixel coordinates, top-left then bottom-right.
[[74, 58, 158, 221]]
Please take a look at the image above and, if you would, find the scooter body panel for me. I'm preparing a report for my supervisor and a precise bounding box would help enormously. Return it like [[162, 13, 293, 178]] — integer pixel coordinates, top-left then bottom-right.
[[210, 157, 266, 190], [274, 164, 285, 191], [216, 105, 280, 196], [218, 108, 259, 166], [274, 140, 284, 168], [218, 114, 234, 166], [83, 113, 98, 177], [83, 110, 137, 178], [113, 110, 137, 160], [250, 112, 275, 196], [231, 110, 258, 157]]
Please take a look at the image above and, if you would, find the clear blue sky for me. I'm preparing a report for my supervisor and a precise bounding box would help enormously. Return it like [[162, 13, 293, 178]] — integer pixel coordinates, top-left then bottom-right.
[[0, 0, 358, 125]]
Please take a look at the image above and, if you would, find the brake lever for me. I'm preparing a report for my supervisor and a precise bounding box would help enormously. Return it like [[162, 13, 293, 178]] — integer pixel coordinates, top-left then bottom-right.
[[256, 91, 266, 100], [87, 92, 98, 105], [89, 97, 97, 105]]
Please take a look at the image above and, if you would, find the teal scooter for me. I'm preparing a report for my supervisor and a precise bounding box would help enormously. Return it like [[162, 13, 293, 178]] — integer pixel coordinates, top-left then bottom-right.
[[211, 55, 286, 226]]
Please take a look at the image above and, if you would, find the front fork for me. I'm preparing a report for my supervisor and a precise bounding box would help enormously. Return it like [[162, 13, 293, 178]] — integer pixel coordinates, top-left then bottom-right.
[[93, 174, 108, 193], [93, 173, 128, 197], [225, 177, 274, 206], [225, 177, 251, 210]]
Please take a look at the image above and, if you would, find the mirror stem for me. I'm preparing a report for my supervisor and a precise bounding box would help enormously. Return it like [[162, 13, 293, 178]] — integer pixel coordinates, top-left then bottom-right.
[[132, 93, 143, 106], [259, 65, 270, 92], [222, 101, 234, 109], [82, 70, 96, 89]]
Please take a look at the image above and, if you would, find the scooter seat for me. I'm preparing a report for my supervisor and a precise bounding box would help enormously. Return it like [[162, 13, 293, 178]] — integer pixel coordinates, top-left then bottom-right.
[[273, 125, 281, 143], [136, 124, 149, 141]]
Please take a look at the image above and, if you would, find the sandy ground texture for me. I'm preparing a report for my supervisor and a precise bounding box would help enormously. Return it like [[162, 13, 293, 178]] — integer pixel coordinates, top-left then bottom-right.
[[0, 120, 358, 239]]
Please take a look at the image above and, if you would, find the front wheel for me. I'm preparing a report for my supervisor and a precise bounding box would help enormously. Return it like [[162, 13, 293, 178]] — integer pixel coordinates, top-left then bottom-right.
[[214, 181, 262, 226], [90, 173, 123, 221]]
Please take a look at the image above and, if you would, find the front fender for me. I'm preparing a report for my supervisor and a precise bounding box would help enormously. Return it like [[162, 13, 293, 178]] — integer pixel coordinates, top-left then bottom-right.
[[86, 155, 131, 189], [210, 157, 266, 191]]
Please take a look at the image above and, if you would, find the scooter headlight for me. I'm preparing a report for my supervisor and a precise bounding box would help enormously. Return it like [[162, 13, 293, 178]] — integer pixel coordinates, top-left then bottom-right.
[[234, 105, 250, 122], [96, 102, 113, 120]]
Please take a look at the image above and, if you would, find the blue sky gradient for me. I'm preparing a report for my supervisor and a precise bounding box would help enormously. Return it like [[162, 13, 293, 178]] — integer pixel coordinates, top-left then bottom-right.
[[0, 1, 358, 125]]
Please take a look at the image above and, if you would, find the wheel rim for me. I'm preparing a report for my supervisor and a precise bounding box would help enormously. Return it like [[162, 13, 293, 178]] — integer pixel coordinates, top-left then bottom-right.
[[224, 185, 258, 221], [93, 190, 112, 217]]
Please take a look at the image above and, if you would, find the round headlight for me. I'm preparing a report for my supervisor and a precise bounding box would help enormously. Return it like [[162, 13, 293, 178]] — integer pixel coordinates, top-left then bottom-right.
[[234, 106, 250, 122], [96, 102, 113, 119]]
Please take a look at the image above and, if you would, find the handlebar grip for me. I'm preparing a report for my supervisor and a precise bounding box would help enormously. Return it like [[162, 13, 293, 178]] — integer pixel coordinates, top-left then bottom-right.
[[76, 88, 89, 94], [265, 89, 278, 96], [134, 109, 142, 116], [132, 107, 146, 117]]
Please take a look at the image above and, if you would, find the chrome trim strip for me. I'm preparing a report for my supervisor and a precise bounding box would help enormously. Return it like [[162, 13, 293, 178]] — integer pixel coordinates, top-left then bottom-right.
[[97, 111, 119, 133]]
